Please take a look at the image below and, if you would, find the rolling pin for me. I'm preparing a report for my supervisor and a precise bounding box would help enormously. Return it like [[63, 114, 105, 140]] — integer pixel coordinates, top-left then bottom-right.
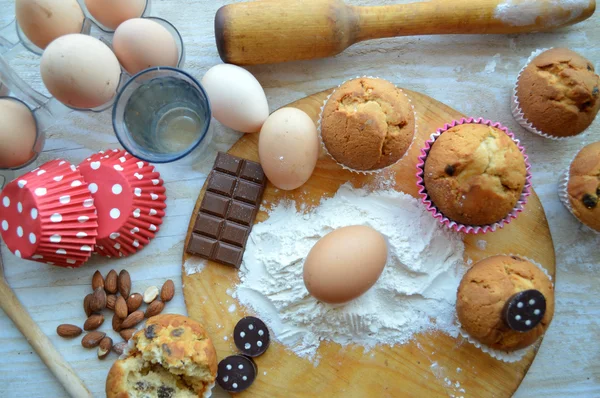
[[215, 0, 596, 65]]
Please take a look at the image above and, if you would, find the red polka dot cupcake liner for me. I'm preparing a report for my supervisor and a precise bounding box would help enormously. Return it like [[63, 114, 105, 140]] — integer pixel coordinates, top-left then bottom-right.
[[415, 117, 533, 235], [0, 159, 98, 267], [78, 149, 166, 258]]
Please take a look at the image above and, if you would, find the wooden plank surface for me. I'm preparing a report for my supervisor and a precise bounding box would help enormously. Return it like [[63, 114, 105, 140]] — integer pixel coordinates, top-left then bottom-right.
[[0, 0, 598, 397]]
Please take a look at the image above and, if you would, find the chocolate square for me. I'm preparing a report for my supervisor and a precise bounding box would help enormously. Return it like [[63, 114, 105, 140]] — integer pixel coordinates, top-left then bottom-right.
[[214, 242, 244, 268], [240, 160, 266, 183], [188, 234, 217, 258], [215, 152, 242, 176], [194, 213, 224, 239], [201, 192, 231, 217], [221, 221, 250, 247], [207, 172, 237, 197], [227, 201, 256, 226], [234, 180, 262, 205]]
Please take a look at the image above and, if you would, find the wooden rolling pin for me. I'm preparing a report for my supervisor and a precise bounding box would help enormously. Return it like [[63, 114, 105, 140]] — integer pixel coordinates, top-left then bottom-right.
[[0, 249, 92, 398], [215, 0, 596, 65]]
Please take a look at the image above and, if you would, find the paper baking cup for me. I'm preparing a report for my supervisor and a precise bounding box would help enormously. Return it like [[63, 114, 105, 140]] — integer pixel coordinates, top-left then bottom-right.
[[0, 159, 98, 267], [78, 149, 167, 258], [416, 117, 532, 234], [558, 163, 600, 235], [317, 76, 417, 174]]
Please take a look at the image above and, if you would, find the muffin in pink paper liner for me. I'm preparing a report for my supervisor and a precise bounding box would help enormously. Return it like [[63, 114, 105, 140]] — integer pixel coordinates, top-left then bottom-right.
[[416, 118, 532, 235], [78, 149, 167, 258], [0, 159, 98, 267]]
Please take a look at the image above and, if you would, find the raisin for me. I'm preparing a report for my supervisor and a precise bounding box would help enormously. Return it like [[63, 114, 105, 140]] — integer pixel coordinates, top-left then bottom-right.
[[444, 165, 455, 176], [511, 256, 524, 261], [582, 193, 598, 209], [588, 64, 594, 71], [157, 386, 175, 398], [135, 381, 149, 391], [593, 87, 599, 97], [596, 186, 600, 196], [162, 343, 172, 356], [144, 325, 156, 339], [170, 328, 184, 337]]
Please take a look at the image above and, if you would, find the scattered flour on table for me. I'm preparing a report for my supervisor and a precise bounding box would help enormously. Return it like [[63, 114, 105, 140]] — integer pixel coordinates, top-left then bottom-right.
[[232, 183, 465, 361], [494, 0, 590, 27]]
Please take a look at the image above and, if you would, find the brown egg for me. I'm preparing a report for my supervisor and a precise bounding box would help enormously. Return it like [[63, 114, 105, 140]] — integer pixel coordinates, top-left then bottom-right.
[[84, 0, 147, 30], [303, 226, 388, 304], [0, 98, 37, 169], [16, 0, 84, 49]]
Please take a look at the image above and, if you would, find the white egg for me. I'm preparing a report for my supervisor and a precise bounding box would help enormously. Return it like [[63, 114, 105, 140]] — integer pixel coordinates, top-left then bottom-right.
[[201, 64, 269, 133]]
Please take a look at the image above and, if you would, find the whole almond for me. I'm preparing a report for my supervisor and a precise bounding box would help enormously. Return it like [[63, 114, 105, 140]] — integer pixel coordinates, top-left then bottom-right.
[[112, 314, 123, 332], [105, 269, 118, 294], [160, 280, 175, 302], [119, 328, 136, 341], [83, 314, 104, 331], [91, 270, 104, 291], [83, 294, 93, 317], [97, 337, 113, 359], [145, 301, 164, 318], [143, 286, 159, 304], [115, 296, 128, 319], [121, 310, 144, 329], [81, 331, 106, 348], [106, 294, 117, 311], [118, 270, 131, 299], [56, 324, 82, 338], [112, 342, 128, 355], [89, 287, 107, 312], [127, 293, 143, 313]]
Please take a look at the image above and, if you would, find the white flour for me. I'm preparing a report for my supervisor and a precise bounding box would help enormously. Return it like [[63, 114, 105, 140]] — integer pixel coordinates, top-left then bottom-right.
[[494, 0, 590, 27], [232, 183, 465, 360]]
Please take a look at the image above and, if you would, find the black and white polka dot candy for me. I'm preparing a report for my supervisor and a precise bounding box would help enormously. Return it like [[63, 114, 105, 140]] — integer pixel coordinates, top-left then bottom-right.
[[217, 355, 257, 393], [502, 289, 546, 332], [234, 316, 270, 357]]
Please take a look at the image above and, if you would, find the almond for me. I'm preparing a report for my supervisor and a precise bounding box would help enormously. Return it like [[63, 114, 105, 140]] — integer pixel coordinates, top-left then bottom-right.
[[81, 331, 106, 348], [92, 270, 104, 290], [83, 293, 93, 317], [126, 293, 143, 313], [143, 286, 159, 304], [97, 337, 113, 359], [112, 313, 123, 332], [112, 341, 128, 355], [145, 301, 164, 318], [56, 324, 82, 338], [119, 328, 136, 341], [89, 287, 107, 312], [115, 296, 128, 319], [121, 310, 144, 329], [83, 314, 104, 331], [160, 280, 175, 302], [105, 269, 118, 294], [106, 294, 117, 311], [118, 270, 131, 299]]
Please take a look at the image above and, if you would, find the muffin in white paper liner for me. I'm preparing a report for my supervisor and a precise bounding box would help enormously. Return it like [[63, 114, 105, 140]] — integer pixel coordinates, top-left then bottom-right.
[[317, 76, 417, 175], [558, 164, 600, 235]]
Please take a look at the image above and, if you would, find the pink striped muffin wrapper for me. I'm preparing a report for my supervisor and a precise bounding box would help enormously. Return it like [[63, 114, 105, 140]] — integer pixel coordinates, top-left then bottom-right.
[[416, 117, 532, 235]]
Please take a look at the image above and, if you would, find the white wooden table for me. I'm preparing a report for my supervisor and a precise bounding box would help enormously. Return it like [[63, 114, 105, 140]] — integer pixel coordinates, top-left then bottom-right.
[[1, 1, 599, 397]]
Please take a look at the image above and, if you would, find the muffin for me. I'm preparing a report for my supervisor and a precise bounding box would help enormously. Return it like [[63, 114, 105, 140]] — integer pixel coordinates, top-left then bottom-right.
[[423, 122, 527, 226], [456, 255, 554, 352], [514, 48, 600, 138], [106, 314, 217, 398], [320, 77, 415, 171], [560, 141, 600, 232]]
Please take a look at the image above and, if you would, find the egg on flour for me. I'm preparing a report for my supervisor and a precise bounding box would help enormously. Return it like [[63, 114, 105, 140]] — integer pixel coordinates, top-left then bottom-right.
[[40, 34, 122, 109], [84, 0, 147, 30], [303, 225, 388, 304], [259, 108, 319, 190], [0, 98, 37, 169], [201, 64, 269, 133], [113, 18, 179, 75], [15, 0, 85, 50]]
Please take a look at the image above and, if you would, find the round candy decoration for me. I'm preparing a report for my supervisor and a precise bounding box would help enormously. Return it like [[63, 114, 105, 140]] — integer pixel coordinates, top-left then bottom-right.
[[217, 355, 257, 393], [234, 316, 270, 357], [502, 289, 546, 332]]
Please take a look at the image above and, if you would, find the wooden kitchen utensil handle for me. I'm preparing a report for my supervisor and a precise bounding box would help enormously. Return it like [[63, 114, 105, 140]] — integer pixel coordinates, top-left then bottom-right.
[[215, 0, 596, 65], [0, 278, 93, 398]]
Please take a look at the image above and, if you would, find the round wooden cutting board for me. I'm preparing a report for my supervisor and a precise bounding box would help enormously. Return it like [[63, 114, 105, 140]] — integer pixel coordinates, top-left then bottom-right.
[[182, 88, 556, 398]]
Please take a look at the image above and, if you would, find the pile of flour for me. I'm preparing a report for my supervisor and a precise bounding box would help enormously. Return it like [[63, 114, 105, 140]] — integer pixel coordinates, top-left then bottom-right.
[[232, 183, 465, 361]]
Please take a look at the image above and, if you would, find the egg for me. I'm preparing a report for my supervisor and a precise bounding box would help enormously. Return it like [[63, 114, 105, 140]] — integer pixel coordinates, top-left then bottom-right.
[[303, 226, 388, 304], [113, 18, 179, 75], [201, 64, 269, 133], [15, 0, 84, 49], [0, 98, 37, 169], [40, 34, 121, 109], [84, 0, 147, 30], [259, 108, 319, 190]]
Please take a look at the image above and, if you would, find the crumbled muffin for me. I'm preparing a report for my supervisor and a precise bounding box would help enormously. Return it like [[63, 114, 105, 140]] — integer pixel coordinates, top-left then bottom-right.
[[320, 78, 415, 171], [423, 123, 527, 226], [106, 314, 217, 398], [567, 141, 600, 232], [516, 48, 600, 138], [456, 255, 554, 352]]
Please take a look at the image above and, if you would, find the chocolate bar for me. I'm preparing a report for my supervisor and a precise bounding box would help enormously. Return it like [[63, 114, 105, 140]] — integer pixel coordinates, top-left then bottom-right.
[[187, 152, 266, 268]]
